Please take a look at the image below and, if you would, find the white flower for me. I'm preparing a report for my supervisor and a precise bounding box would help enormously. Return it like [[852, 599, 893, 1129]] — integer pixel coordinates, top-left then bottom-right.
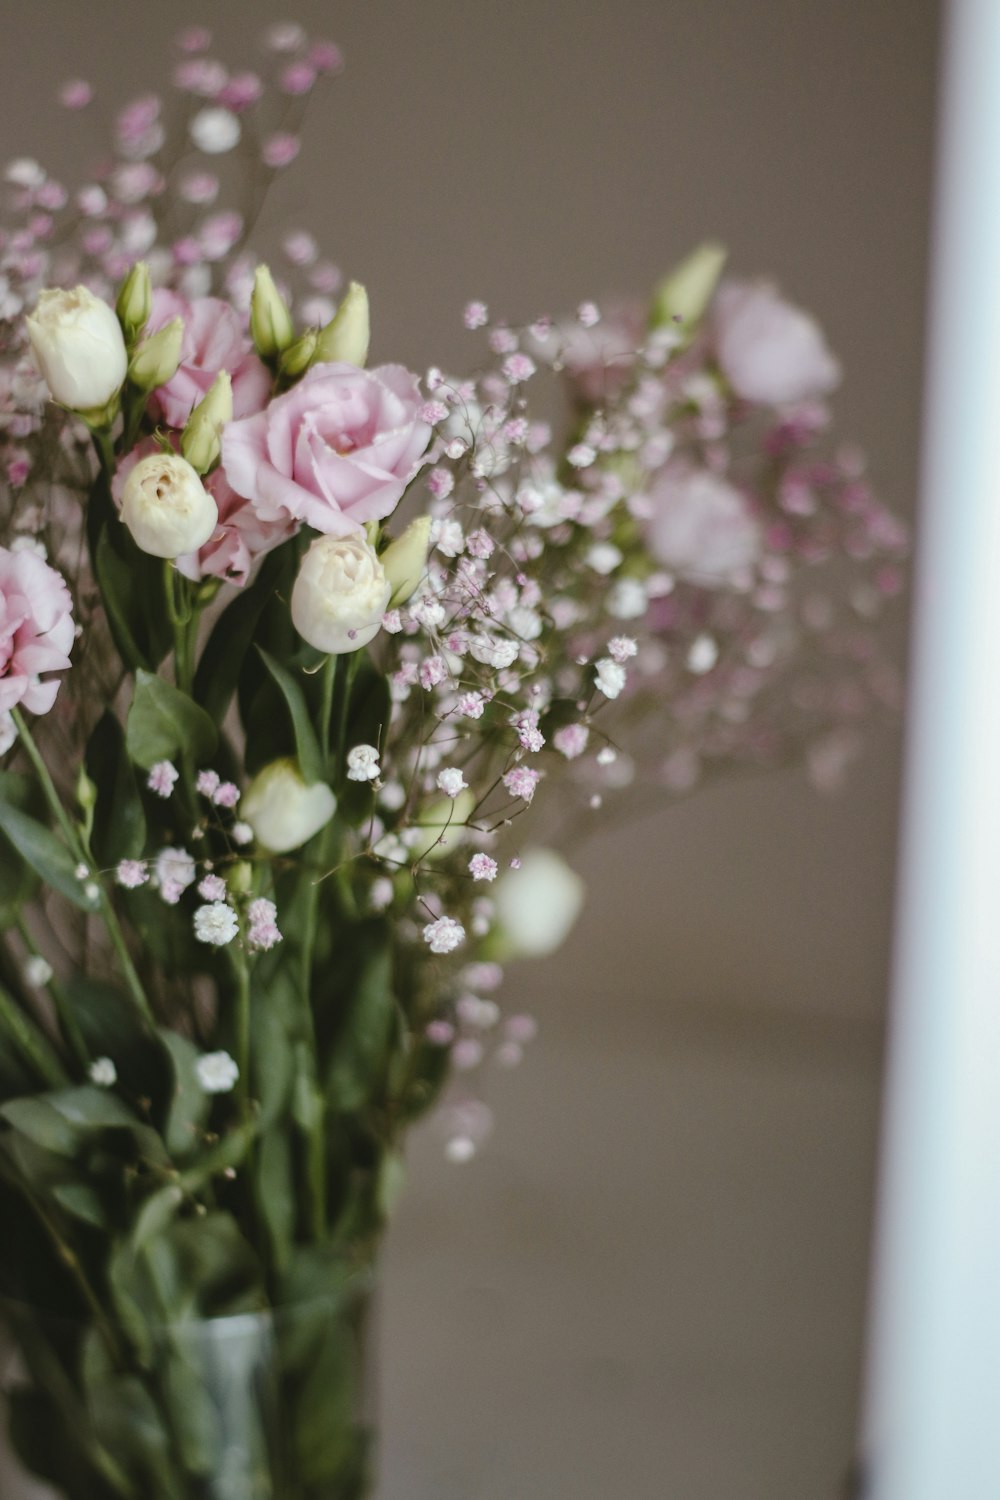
[[154, 847, 197, 903], [195, 1050, 240, 1094], [121, 453, 219, 560], [607, 578, 649, 620], [189, 107, 242, 155], [594, 658, 627, 699], [26, 286, 128, 412], [493, 848, 585, 958], [712, 280, 840, 406], [422, 915, 466, 955], [687, 634, 719, 674], [193, 901, 239, 946], [347, 744, 381, 782], [231, 821, 254, 846], [242, 758, 336, 853], [291, 533, 392, 654], [469, 634, 519, 670], [89, 1056, 117, 1088], [648, 466, 761, 586], [23, 955, 53, 988], [586, 542, 623, 575], [436, 767, 467, 798]]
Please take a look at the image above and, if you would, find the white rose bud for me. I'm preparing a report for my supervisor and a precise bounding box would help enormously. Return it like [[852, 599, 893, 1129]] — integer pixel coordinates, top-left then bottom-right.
[[27, 285, 128, 413], [493, 848, 586, 959], [291, 533, 392, 655], [120, 452, 219, 559], [381, 515, 431, 606], [242, 758, 336, 853], [313, 281, 370, 368]]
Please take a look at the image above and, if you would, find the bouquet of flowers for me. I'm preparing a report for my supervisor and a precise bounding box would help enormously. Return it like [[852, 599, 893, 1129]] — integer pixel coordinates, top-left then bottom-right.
[[0, 21, 906, 1500]]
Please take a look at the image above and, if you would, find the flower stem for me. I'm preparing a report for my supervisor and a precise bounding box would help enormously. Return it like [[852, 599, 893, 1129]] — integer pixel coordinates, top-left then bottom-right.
[[12, 709, 153, 1025], [15, 914, 89, 1073], [0, 982, 68, 1088]]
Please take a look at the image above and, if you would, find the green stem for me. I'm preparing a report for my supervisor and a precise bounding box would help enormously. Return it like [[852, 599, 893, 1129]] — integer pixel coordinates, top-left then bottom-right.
[[12, 709, 153, 1025], [163, 561, 196, 694], [15, 914, 89, 1073], [229, 947, 252, 1122], [0, 983, 68, 1088]]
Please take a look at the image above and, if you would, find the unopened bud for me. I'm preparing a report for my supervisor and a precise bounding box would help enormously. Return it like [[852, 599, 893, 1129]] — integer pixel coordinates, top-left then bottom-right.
[[128, 316, 184, 394], [381, 515, 431, 606], [250, 264, 294, 358], [313, 281, 370, 368], [116, 261, 151, 345], [278, 327, 318, 382], [181, 370, 233, 473], [650, 241, 727, 336]]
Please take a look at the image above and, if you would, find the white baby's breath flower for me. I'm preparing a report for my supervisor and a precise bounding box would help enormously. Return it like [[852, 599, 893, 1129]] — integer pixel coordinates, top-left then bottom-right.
[[23, 955, 53, 988], [687, 634, 719, 674], [89, 1057, 117, 1088], [195, 1050, 240, 1094], [346, 744, 381, 782], [436, 767, 467, 798], [422, 915, 466, 955], [594, 658, 627, 699], [193, 901, 239, 946], [189, 107, 242, 155]]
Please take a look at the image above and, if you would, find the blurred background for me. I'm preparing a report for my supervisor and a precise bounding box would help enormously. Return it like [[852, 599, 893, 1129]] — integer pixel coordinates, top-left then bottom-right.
[[0, 2, 939, 1495]]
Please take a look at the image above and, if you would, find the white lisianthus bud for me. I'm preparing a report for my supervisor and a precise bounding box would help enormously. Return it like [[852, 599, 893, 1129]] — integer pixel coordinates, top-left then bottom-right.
[[242, 758, 337, 853], [116, 261, 152, 344], [651, 241, 728, 335], [250, 264, 294, 357], [27, 285, 128, 412], [381, 515, 431, 606], [128, 316, 184, 394], [181, 370, 233, 473], [120, 452, 219, 559], [278, 327, 318, 381], [291, 533, 392, 654], [313, 281, 370, 368], [493, 848, 585, 959]]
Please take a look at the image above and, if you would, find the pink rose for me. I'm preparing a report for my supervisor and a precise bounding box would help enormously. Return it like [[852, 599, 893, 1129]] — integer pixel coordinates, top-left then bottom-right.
[[146, 288, 271, 428], [648, 464, 762, 586], [711, 281, 841, 407], [221, 361, 430, 535], [113, 441, 295, 587], [0, 545, 75, 715]]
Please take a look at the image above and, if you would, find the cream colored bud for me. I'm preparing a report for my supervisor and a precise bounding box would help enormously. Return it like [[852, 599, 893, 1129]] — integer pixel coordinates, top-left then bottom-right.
[[181, 370, 233, 473], [27, 285, 128, 412], [116, 261, 151, 343], [120, 452, 218, 559], [278, 327, 318, 381], [250, 264, 294, 358], [313, 281, 370, 368], [493, 848, 585, 958], [381, 515, 431, 606], [128, 317, 184, 394], [242, 759, 336, 853], [291, 533, 391, 655], [651, 241, 727, 335]]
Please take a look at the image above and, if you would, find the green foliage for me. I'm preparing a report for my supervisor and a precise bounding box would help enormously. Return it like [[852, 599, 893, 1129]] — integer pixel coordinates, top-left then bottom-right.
[[257, 645, 324, 781], [125, 669, 217, 770], [0, 775, 94, 911], [85, 714, 146, 867], [193, 546, 289, 725]]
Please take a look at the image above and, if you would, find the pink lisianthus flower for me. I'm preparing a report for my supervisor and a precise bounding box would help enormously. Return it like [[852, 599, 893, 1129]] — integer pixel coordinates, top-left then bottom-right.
[[112, 440, 296, 587], [711, 280, 841, 407], [146, 288, 271, 428], [221, 361, 431, 536], [0, 545, 75, 715], [647, 463, 762, 587]]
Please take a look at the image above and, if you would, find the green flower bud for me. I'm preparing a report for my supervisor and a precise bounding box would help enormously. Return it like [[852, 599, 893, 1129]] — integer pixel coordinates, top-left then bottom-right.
[[250, 264, 294, 358], [312, 281, 370, 368], [127, 316, 184, 394], [181, 369, 233, 473], [650, 241, 727, 337], [116, 261, 151, 345], [278, 327, 319, 382], [381, 515, 431, 606]]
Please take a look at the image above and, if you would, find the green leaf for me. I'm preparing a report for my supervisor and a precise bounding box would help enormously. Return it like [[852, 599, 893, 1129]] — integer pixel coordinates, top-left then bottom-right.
[[193, 546, 288, 724], [0, 1098, 80, 1156], [129, 1184, 184, 1251], [86, 712, 146, 866], [0, 771, 42, 922], [159, 1030, 210, 1160], [324, 939, 397, 1113], [68, 977, 164, 1105], [256, 645, 323, 781], [255, 1128, 296, 1273], [0, 787, 95, 911], [95, 524, 155, 675], [47, 1085, 146, 1133], [125, 668, 217, 770], [51, 1180, 109, 1230]]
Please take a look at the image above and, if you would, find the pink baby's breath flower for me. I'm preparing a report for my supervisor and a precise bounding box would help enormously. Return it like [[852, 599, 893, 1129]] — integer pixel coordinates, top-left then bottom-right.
[[469, 853, 498, 883], [502, 352, 536, 384], [502, 766, 540, 803], [219, 72, 264, 111], [465, 529, 495, 560], [115, 860, 148, 889], [212, 781, 240, 808], [147, 761, 179, 798], [419, 656, 448, 690], [464, 301, 489, 330], [59, 79, 93, 109], [426, 1019, 455, 1046], [176, 25, 212, 52], [196, 769, 221, 797], [608, 635, 638, 664], [309, 40, 344, 74], [262, 132, 301, 169], [281, 61, 316, 95], [426, 467, 454, 500], [198, 873, 227, 901], [457, 692, 487, 719], [247, 897, 282, 951], [423, 915, 466, 955]]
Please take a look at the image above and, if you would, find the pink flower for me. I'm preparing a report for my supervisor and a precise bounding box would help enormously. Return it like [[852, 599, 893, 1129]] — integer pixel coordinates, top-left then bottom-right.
[[0, 546, 74, 716], [711, 281, 841, 407], [146, 288, 270, 429], [222, 362, 431, 537], [648, 464, 762, 586]]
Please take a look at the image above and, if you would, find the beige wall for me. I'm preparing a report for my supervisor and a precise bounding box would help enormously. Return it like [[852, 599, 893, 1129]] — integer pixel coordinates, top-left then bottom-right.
[[0, 2, 938, 1495]]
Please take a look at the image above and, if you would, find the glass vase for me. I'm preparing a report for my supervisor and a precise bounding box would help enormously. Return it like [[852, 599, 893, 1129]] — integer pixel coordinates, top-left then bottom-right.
[[0, 1272, 376, 1500]]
